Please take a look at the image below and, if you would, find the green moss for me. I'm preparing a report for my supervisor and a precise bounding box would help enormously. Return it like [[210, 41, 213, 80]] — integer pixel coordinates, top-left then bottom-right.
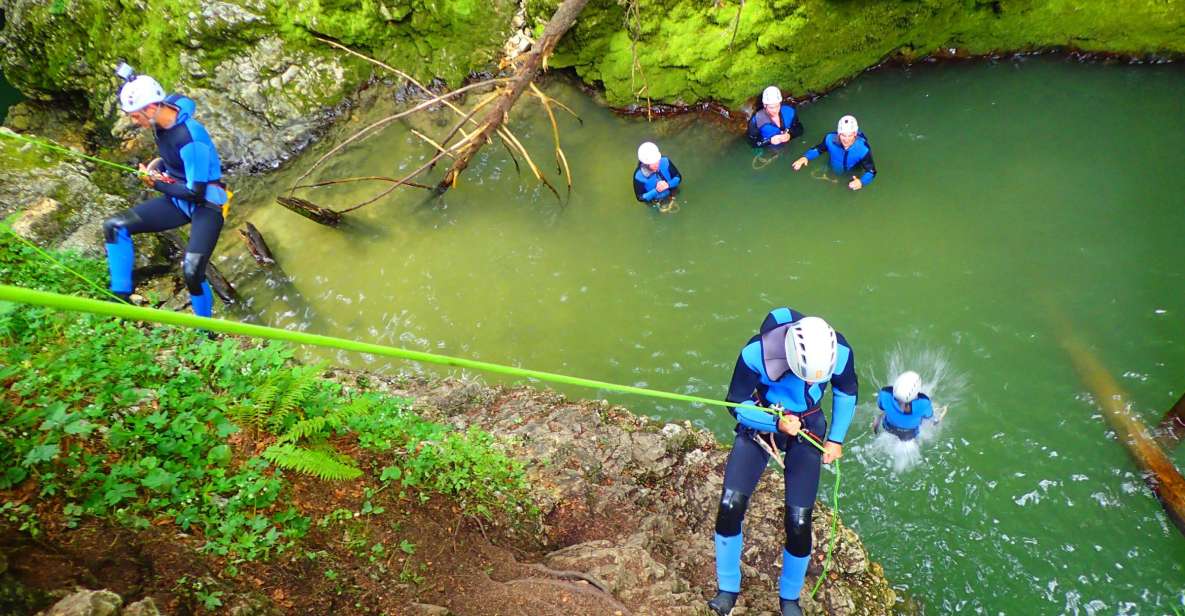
[[544, 0, 1185, 106], [1, 0, 514, 120]]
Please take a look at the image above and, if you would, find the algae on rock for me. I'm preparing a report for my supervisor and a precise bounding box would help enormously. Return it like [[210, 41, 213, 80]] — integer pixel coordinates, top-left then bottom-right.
[[534, 0, 1185, 106]]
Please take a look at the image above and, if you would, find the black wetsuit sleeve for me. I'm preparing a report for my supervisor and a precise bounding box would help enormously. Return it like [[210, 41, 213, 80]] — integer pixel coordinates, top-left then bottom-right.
[[746, 116, 763, 148], [789, 109, 804, 140], [725, 335, 764, 409], [860, 151, 876, 176], [154, 179, 206, 204], [633, 174, 647, 202], [808, 140, 827, 156]]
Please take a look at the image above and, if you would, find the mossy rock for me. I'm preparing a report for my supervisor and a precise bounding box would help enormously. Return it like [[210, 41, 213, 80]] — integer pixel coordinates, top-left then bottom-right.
[[537, 0, 1185, 106]]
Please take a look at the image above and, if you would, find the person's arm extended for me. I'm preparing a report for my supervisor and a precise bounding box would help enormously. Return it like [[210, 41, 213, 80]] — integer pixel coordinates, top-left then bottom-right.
[[726, 340, 778, 432], [803, 138, 827, 161], [826, 339, 858, 444]]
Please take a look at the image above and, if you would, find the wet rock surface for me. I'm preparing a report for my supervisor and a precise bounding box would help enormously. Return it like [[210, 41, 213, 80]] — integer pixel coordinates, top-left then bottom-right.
[[338, 373, 898, 615]]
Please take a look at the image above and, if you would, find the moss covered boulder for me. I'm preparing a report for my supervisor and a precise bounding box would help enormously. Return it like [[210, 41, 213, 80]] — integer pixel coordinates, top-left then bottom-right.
[[536, 0, 1185, 106], [0, 0, 515, 168]]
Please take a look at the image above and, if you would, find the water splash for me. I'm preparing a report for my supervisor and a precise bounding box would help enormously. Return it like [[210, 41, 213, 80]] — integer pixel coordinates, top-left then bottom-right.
[[861, 343, 970, 472]]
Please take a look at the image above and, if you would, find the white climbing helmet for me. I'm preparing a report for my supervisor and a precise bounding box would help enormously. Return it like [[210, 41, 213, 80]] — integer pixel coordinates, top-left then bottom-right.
[[784, 316, 838, 384], [837, 115, 859, 135], [762, 86, 783, 106], [893, 371, 922, 404], [119, 75, 166, 113], [637, 141, 661, 165]]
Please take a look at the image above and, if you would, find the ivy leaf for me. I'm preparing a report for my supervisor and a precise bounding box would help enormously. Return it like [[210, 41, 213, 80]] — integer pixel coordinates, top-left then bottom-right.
[[379, 466, 402, 482], [22, 443, 59, 467], [64, 419, 96, 437], [142, 468, 177, 492], [104, 482, 138, 505], [207, 445, 231, 466]]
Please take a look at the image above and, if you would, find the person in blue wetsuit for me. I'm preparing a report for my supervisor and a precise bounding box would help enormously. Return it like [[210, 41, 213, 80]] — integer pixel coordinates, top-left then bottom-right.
[[874, 371, 945, 440], [746, 86, 803, 149], [792, 115, 876, 191], [632, 141, 681, 204], [708, 309, 858, 616], [102, 68, 228, 317]]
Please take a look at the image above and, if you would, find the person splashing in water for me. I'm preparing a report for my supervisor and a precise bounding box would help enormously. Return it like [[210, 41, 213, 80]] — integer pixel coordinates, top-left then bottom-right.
[[874, 370, 947, 441]]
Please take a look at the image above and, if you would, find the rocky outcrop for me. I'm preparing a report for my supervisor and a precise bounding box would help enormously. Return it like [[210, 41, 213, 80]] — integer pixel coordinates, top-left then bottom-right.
[[342, 374, 897, 615], [0, 131, 139, 259], [0, 0, 517, 169], [33, 588, 160, 616]]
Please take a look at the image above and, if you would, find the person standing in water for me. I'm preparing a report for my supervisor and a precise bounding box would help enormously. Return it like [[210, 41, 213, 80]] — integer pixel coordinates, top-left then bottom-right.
[[632, 141, 682, 205], [791, 115, 876, 191], [874, 370, 946, 440], [709, 308, 858, 616], [747, 86, 803, 150], [103, 64, 228, 317]]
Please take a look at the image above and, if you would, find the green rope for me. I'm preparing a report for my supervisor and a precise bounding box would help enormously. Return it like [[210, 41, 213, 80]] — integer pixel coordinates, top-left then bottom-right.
[[0, 128, 140, 174], [809, 458, 841, 599], [0, 280, 845, 590], [1, 223, 125, 303]]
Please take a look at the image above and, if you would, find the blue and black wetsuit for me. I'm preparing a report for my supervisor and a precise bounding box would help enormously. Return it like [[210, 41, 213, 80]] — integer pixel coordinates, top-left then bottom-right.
[[876, 387, 933, 440], [802, 131, 876, 185], [746, 104, 803, 148], [632, 157, 682, 203], [714, 307, 858, 603], [103, 94, 228, 317]]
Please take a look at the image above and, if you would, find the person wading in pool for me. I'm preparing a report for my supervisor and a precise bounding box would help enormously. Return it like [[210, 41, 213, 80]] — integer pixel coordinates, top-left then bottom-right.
[[746, 86, 803, 150], [709, 309, 858, 616], [103, 65, 229, 317], [792, 115, 876, 191], [632, 141, 682, 205]]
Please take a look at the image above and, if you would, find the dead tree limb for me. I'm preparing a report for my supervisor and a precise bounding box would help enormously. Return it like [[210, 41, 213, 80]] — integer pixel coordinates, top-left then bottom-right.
[[274, 196, 343, 226], [436, 0, 591, 193], [238, 222, 276, 266], [1156, 391, 1185, 451]]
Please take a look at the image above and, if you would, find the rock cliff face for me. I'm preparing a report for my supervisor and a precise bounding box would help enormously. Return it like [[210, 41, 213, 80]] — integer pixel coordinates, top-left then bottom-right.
[[3, 0, 1183, 165], [356, 374, 898, 615], [0, 0, 516, 169], [533, 0, 1185, 106]]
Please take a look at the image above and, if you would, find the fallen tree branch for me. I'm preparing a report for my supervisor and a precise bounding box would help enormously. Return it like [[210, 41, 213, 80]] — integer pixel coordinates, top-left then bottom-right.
[[436, 0, 591, 193]]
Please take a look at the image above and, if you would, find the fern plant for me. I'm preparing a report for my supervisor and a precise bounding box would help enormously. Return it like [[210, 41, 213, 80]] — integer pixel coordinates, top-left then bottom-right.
[[261, 445, 362, 481], [228, 361, 375, 481]]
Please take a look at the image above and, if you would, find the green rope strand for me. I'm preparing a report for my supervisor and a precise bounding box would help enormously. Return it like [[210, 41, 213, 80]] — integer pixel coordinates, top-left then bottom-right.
[[0, 128, 140, 174]]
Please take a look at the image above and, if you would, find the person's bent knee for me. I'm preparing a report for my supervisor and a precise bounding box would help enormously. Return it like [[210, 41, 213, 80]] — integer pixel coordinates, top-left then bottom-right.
[[102, 210, 141, 244], [182, 252, 210, 295], [715, 489, 751, 537], [784, 506, 813, 556]]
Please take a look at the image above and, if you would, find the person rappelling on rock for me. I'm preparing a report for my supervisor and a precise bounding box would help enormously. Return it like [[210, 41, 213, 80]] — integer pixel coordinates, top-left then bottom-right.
[[632, 141, 682, 212], [709, 308, 858, 616], [873, 370, 947, 441], [791, 115, 876, 191], [747, 86, 804, 150], [103, 63, 228, 317]]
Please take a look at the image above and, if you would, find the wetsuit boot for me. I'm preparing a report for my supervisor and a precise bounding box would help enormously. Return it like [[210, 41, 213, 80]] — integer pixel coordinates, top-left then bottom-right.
[[710, 531, 743, 614], [779, 548, 809, 615], [190, 280, 213, 317], [104, 225, 135, 301]]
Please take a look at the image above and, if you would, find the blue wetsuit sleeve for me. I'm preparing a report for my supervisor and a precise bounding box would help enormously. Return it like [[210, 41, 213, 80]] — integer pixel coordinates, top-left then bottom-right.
[[665, 160, 681, 189], [734, 401, 780, 432], [803, 140, 826, 161], [826, 338, 858, 443], [858, 150, 877, 185], [633, 174, 649, 202], [725, 338, 762, 406], [916, 397, 933, 419]]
